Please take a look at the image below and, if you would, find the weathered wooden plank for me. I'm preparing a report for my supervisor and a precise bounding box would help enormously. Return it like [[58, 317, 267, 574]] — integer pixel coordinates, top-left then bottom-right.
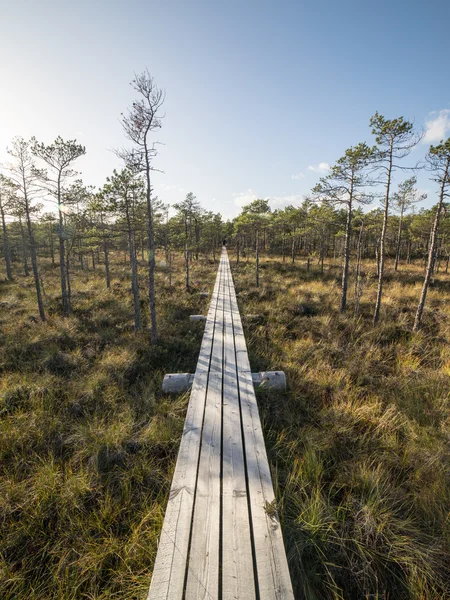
[[237, 370, 293, 599], [224, 251, 294, 599], [149, 248, 293, 600], [221, 266, 256, 600], [185, 261, 226, 600], [225, 259, 251, 374], [147, 257, 222, 600]]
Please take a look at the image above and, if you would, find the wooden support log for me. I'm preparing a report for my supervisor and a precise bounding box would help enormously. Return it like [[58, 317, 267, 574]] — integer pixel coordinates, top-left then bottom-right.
[[255, 370, 287, 390], [190, 315, 207, 322], [162, 373, 194, 394], [162, 371, 286, 394]]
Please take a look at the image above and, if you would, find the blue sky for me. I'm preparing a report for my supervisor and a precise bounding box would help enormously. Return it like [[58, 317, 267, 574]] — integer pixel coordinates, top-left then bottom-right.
[[1, 0, 450, 218]]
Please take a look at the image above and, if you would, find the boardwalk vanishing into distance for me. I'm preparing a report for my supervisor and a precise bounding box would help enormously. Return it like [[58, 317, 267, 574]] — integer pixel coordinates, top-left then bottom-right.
[[147, 247, 293, 600]]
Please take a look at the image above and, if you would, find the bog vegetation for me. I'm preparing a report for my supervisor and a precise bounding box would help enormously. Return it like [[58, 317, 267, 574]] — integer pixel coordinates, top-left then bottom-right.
[[1, 72, 450, 599]]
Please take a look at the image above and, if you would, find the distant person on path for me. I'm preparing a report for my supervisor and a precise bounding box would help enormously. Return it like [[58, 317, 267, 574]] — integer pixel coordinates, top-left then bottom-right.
[[223, 239, 227, 246]]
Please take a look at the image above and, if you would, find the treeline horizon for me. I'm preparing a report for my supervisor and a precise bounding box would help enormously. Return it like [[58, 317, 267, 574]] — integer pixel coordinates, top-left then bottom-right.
[[1, 72, 449, 335]]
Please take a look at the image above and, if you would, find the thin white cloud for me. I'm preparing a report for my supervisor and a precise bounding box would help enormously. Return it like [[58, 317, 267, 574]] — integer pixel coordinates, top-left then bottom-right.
[[233, 188, 258, 208], [291, 172, 305, 180], [307, 162, 330, 173], [270, 194, 304, 207], [423, 109, 450, 144], [233, 190, 305, 212]]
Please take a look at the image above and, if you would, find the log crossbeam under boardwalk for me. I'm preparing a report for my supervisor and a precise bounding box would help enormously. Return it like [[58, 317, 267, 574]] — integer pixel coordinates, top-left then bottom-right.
[[147, 247, 293, 600]]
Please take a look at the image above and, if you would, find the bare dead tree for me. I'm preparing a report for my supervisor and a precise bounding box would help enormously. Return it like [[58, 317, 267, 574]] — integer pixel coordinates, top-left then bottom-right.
[[118, 71, 164, 343], [413, 139, 450, 332]]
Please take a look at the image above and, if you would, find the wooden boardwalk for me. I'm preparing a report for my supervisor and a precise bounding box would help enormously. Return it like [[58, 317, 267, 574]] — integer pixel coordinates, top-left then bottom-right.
[[147, 248, 293, 600]]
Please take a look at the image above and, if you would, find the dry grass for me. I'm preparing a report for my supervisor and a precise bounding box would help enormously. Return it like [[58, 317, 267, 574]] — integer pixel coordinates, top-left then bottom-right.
[[1, 251, 449, 599], [0, 252, 216, 600], [231, 253, 450, 600]]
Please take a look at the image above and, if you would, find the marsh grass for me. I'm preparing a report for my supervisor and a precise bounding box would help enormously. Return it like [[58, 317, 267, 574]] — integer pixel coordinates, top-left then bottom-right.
[[231, 254, 450, 599], [0, 253, 216, 600], [1, 252, 449, 599]]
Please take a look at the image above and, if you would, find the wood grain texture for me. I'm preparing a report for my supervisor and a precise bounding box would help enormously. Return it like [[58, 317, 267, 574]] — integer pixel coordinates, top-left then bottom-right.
[[185, 261, 225, 600], [221, 266, 256, 600], [148, 248, 293, 600], [147, 259, 222, 600]]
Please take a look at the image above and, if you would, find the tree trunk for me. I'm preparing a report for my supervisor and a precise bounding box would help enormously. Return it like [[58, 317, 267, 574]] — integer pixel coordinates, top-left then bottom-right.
[[168, 250, 172, 288], [185, 240, 190, 292], [0, 201, 13, 280], [340, 198, 353, 313], [394, 205, 405, 271], [126, 210, 141, 331], [104, 242, 110, 288], [77, 235, 82, 268], [184, 214, 190, 292], [57, 173, 70, 315], [255, 229, 259, 288], [373, 151, 393, 325], [413, 162, 448, 331], [66, 247, 72, 307], [354, 223, 364, 316], [48, 223, 55, 266], [19, 216, 29, 276], [100, 213, 110, 289], [144, 141, 157, 343], [375, 241, 380, 278], [25, 202, 46, 321], [195, 220, 200, 260], [58, 208, 69, 316]]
